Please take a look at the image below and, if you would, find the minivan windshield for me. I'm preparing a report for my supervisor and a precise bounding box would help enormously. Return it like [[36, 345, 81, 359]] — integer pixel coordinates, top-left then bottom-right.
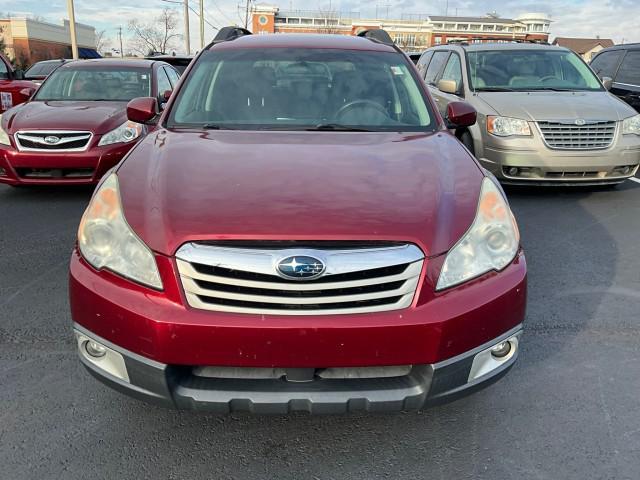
[[468, 49, 603, 92], [34, 67, 152, 101], [168, 48, 435, 131]]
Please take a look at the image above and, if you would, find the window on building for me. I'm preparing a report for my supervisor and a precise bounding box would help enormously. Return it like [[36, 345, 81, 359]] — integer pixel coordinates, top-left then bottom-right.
[[434, 36, 442, 45], [275, 17, 286, 23], [458, 24, 468, 30], [424, 51, 449, 85], [327, 19, 339, 25], [614, 51, 640, 85], [407, 34, 416, 45], [590, 51, 624, 79], [433, 23, 443, 29], [313, 19, 326, 25], [483, 25, 494, 31], [287, 17, 300, 24], [495, 25, 504, 31], [444, 23, 455, 29], [300, 18, 313, 25]]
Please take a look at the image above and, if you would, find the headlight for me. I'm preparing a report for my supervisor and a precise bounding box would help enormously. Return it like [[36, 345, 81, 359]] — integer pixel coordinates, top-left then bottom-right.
[[98, 121, 145, 146], [622, 114, 640, 135], [0, 115, 10, 146], [78, 173, 162, 289], [487, 116, 531, 137], [437, 177, 520, 291]]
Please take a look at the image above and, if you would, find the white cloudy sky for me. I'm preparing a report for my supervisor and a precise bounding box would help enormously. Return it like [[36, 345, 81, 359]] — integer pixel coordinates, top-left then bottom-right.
[[4, 0, 640, 53]]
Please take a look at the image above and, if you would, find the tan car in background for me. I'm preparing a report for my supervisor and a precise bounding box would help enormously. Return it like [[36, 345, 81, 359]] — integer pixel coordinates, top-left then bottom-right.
[[416, 42, 640, 185]]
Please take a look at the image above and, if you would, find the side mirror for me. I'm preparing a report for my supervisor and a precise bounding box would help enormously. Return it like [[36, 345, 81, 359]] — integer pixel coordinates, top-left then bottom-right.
[[601, 76, 613, 90], [438, 79, 459, 95], [446, 101, 477, 128], [19, 87, 36, 99], [13, 69, 25, 80], [127, 97, 158, 124]]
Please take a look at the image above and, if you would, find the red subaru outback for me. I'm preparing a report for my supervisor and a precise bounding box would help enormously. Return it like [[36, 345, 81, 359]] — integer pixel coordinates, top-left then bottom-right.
[[70, 28, 526, 413], [0, 59, 180, 186]]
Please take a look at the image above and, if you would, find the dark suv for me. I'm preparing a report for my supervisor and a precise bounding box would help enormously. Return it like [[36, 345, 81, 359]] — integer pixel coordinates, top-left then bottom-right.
[[591, 44, 640, 112]]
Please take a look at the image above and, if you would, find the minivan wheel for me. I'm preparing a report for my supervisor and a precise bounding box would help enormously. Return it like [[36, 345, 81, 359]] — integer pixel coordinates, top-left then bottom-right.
[[460, 131, 475, 155]]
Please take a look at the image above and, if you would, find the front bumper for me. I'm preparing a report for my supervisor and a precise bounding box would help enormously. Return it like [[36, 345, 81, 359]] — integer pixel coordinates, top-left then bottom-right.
[[75, 323, 523, 413], [477, 130, 640, 185], [0, 142, 134, 186]]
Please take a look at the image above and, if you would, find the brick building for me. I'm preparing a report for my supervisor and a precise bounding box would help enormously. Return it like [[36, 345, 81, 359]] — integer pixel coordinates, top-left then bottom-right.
[[0, 17, 98, 67], [251, 6, 551, 49]]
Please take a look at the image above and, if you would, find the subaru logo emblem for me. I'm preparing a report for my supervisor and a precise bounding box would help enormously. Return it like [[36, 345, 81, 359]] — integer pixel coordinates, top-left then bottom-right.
[[575, 119, 586, 126], [277, 256, 325, 280], [44, 135, 60, 144]]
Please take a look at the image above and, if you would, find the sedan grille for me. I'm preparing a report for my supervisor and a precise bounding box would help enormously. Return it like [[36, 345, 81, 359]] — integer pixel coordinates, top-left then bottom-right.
[[537, 121, 616, 150], [15, 131, 92, 152], [176, 242, 425, 315]]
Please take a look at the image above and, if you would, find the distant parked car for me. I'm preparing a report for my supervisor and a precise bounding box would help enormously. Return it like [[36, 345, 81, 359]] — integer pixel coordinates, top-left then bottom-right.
[[24, 59, 71, 84], [0, 52, 38, 113], [0, 59, 180, 186], [417, 42, 640, 185], [590, 44, 640, 113], [145, 54, 193, 75]]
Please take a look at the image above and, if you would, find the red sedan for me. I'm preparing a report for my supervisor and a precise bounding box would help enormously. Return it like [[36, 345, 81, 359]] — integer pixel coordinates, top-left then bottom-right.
[[0, 59, 180, 186], [70, 28, 526, 413]]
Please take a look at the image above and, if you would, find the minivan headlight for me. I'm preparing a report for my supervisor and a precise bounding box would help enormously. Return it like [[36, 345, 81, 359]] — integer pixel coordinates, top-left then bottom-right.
[[622, 114, 640, 135], [0, 115, 10, 146], [487, 116, 531, 137], [437, 177, 520, 290], [98, 121, 145, 146], [78, 173, 162, 290]]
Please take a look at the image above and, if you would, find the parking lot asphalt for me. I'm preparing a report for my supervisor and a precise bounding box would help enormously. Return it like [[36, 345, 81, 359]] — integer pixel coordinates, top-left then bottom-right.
[[1, 178, 640, 480]]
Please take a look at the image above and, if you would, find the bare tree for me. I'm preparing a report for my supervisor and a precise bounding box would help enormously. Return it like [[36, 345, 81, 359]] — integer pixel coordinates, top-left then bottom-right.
[[95, 30, 109, 53], [128, 8, 180, 56], [317, 8, 342, 34]]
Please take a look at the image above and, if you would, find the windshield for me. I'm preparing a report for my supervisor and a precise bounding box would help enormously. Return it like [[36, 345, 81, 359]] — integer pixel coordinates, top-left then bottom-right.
[[34, 67, 151, 101], [468, 49, 603, 91], [168, 48, 434, 131]]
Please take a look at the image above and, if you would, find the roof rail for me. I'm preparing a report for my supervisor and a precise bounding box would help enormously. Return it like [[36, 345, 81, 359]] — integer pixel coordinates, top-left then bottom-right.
[[357, 29, 395, 47], [465, 37, 550, 45], [206, 26, 252, 48], [446, 39, 469, 45]]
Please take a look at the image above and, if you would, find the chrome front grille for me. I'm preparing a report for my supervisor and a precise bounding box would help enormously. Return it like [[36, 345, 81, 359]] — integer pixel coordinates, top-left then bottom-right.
[[537, 121, 616, 150], [15, 131, 92, 152], [176, 242, 425, 315]]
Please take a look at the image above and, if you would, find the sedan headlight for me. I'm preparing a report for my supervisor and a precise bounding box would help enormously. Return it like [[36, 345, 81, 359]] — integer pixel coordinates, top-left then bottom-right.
[[78, 173, 162, 289], [0, 115, 10, 146], [437, 177, 520, 291], [98, 121, 145, 146], [487, 116, 531, 137], [622, 114, 640, 135]]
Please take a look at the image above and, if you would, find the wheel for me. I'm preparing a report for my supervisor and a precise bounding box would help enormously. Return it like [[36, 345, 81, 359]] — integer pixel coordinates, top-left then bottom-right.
[[460, 131, 475, 155]]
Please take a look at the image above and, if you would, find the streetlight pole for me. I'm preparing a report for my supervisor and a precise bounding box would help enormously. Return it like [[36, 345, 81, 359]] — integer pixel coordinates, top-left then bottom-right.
[[184, 0, 191, 54], [199, 0, 204, 50], [67, 0, 79, 59]]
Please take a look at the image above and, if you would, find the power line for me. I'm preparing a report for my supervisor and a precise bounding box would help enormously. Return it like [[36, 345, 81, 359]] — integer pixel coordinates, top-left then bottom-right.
[[161, 0, 218, 30]]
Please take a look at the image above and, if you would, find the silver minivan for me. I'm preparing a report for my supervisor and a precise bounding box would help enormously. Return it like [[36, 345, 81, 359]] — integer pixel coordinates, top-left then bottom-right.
[[417, 42, 640, 185]]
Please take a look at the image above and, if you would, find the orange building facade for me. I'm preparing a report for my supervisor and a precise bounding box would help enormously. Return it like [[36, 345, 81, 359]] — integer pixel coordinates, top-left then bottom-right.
[[252, 7, 551, 50]]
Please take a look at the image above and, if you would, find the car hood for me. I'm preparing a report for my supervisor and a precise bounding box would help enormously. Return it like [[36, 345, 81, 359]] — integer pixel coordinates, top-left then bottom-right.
[[3, 100, 127, 135], [116, 130, 484, 257], [476, 91, 636, 121]]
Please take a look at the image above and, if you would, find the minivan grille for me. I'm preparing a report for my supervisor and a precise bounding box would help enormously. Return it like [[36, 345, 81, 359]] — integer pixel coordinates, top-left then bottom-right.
[[537, 121, 616, 150], [15, 131, 92, 151], [176, 242, 425, 315]]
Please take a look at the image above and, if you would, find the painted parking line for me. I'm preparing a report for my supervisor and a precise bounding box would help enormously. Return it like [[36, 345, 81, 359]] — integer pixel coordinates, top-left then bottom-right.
[[629, 177, 640, 184]]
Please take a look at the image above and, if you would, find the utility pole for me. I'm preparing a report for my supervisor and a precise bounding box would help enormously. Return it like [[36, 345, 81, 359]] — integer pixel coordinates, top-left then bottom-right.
[[244, 0, 251, 29], [184, 0, 190, 55], [118, 26, 124, 57], [67, 0, 79, 59], [199, 0, 204, 49]]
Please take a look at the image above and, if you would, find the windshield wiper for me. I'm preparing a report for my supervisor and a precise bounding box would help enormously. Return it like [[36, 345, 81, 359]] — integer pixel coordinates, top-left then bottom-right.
[[307, 123, 372, 132], [202, 124, 236, 130], [475, 87, 517, 92]]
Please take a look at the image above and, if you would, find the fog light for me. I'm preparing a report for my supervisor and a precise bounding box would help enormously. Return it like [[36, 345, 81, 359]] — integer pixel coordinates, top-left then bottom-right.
[[85, 340, 107, 358], [507, 167, 519, 177], [490, 341, 512, 358], [621, 166, 631, 175]]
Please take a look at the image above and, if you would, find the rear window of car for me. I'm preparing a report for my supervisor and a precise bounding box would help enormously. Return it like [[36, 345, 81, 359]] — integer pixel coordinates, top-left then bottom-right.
[[168, 48, 435, 132], [615, 51, 640, 85], [25, 61, 63, 78], [34, 67, 152, 101], [590, 50, 624, 79]]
